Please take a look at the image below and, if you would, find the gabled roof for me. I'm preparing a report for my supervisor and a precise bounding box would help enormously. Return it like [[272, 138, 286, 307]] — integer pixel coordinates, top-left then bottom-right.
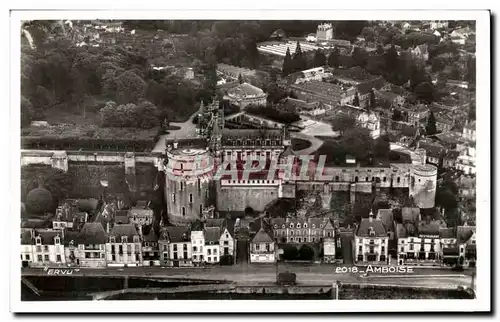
[[457, 225, 475, 244], [402, 207, 420, 223], [251, 227, 274, 243], [143, 225, 159, 242], [34, 229, 62, 244], [227, 82, 265, 97], [376, 209, 394, 233], [21, 229, 34, 245], [109, 224, 139, 240], [439, 227, 455, 239], [80, 222, 107, 244], [356, 217, 387, 237], [115, 210, 129, 224], [417, 220, 443, 236], [205, 218, 225, 229], [205, 227, 221, 243], [165, 226, 191, 243]]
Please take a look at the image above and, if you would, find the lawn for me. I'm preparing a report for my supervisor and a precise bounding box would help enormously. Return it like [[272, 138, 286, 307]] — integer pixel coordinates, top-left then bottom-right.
[[43, 107, 101, 126], [291, 138, 312, 151]]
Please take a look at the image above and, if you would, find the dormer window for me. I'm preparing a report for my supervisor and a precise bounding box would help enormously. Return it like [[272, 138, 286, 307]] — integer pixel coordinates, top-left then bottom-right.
[[110, 236, 116, 243], [274, 225, 278, 229], [369, 227, 376, 237], [304, 223, 308, 228], [35, 237, 41, 245], [54, 236, 60, 245], [133, 236, 140, 243], [297, 223, 301, 229], [122, 236, 128, 243], [290, 223, 294, 229], [312, 224, 316, 229], [282, 225, 285, 229]]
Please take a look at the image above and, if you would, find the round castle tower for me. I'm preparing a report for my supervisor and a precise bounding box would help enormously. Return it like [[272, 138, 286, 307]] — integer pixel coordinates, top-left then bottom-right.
[[164, 145, 215, 226], [409, 164, 437, 209]]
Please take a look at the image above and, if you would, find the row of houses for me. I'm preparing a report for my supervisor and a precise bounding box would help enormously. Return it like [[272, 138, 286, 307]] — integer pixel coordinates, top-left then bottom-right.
[[244, 209, 475, 267], [21, 219, 236, 268]]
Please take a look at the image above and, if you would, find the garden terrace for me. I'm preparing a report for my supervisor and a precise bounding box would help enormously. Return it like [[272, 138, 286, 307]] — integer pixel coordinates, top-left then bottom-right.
[[21, 125, 160, 152]]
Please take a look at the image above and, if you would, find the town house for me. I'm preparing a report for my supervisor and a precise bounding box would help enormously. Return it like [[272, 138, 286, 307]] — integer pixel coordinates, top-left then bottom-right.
[[354, 212, 389, 265], [75, 222, 107, 268], [128, 207, 154, 226], [439, 227, 458, 266], [31, 229, 66, 267], [250, 227, 276, 263], [63, 230, 81, 267], [270, 217, 335, 244], [190, 222, 205, 266], [205, 218, 237, 260], [204, 227, 221, 264], [160, 226, 192, 267], [106, 224, 142, 267], [21, 228, 34, 268], [457, 224, 476, 267], [141, 226, 160, 266]]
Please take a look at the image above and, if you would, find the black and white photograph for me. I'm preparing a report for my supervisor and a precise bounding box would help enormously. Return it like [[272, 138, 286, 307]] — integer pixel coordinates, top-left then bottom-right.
[[9, 8, 491, 313]]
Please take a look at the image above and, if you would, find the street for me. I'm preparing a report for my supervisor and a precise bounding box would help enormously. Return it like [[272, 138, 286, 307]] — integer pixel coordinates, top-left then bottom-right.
[[22, 263, 475, 289]]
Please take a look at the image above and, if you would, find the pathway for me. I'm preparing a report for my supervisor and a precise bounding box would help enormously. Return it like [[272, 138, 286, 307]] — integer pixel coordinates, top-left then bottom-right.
[[152, 105, 203, 153]]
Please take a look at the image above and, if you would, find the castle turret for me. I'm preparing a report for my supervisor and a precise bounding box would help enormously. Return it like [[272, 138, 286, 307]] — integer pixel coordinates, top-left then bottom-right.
[[409, 164, 437, 209], [164, 145, 215, 226]]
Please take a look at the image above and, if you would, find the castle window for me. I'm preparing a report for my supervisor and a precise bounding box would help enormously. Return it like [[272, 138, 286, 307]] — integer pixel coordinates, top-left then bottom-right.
[[189, 194, 193, 203], [180, 182, 184, 191], [335, 176, 339, 181], [182, 207, 186, 217], [180, 163, 183, 171], [355, 176, 359, 182], [198, 178, 201, 190], [366, 177, 369, 182], [296, 230, 300, 236], [383, 177, 387, 182], [397, 177, 401, 184], [172, 193, 176, 203]]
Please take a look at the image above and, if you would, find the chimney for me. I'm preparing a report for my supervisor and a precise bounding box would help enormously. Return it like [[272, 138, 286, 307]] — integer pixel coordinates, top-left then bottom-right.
[[173, 141, 178, 149], [106, 221, 110, 234], [369, 210, 374, 222]]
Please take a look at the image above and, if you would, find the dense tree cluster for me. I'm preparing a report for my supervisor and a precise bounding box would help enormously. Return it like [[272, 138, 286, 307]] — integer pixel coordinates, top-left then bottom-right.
[[100, 101, 159, 129], [245, 104, 300, 124]]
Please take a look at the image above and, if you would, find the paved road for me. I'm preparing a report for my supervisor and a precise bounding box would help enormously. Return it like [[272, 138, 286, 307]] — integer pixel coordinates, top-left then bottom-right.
[[22, 264, 474, 288], [152, 105, 202, 153], [291, 132, 324, 155]]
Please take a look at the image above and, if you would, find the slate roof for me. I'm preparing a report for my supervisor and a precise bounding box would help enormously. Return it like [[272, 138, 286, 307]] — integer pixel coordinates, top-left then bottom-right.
[[417, 220, 443, 236], [128, 208, 153, 218], [205, 218, 225, 229], [444, 150, 460, 160], [457, 225, 475, 244], [21, 229, 34, 245], [143, 225, 159, 242], [109, 224, 139, 240], [205, 227, 222, 244], [64, 231, 81, 246], [402, 207, 420, 223], [115, 210, 129, 224], [356, 217, 387, 238], [35, 229, 62, 244], [355, 76, 386, 95], [377, 209, 394, 233], [439, 227, 455, 239], [165, 226, 191, 243], [395, 223, 407, 239], [80, 222, 107, 245], [76, 199, 99, 212], [251, 227, 274, 243]]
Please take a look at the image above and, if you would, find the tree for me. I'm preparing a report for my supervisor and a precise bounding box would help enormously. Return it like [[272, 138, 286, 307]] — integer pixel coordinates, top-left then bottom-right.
[[368, 89, 376, 109], [360, 26, 376, 42], [414, 82, 435, 104], [466, 56, 476, 85], [282, 47, 293, 77], [327, 48, 340, 68], [298, 245, 315, 261], [352, 92, 360, 106], [115, 70, 147, 104], [282, 245, 298, 261], [338, 127, 374, 161], [21, 96, 35, 127], [425, 111, 437, 135], [313, 49, 327, 67], [330, 113, 357, 136], [384, 45, 399, 73], [238, 73, 244, 84], [352, 47, 367, 68], [374, 135, 390, 158], [26, 187, 53, 215], [292, 41, 307, 72]]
